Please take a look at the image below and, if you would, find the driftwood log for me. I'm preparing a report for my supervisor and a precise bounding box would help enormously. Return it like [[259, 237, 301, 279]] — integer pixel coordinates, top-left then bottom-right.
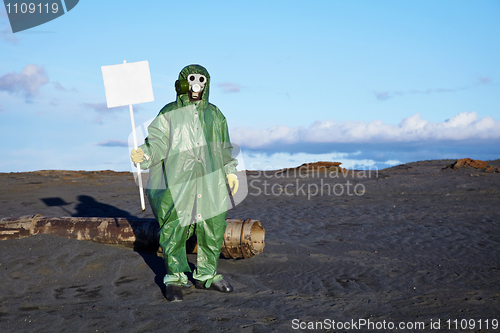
[[0, 215, 265, 259]]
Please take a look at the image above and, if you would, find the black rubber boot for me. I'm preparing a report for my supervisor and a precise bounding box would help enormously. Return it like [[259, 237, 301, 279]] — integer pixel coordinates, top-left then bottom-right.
[[165, 285, 183, 301], [195, 277, 233, 293]]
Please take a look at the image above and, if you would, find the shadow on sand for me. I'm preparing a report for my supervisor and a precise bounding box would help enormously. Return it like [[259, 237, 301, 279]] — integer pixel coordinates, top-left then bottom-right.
[[40, 195, 168, 297]]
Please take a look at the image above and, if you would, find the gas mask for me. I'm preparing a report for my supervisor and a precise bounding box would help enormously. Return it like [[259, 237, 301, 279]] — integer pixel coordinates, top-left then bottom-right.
[[175, 74, 207, 100]]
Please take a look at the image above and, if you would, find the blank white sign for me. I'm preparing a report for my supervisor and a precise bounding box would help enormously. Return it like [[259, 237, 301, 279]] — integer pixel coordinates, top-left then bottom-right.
[[101, 60, 154, 108]]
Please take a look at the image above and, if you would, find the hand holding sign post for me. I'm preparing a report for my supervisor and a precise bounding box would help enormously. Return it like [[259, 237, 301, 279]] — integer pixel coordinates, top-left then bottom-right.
[[101, 60, 154, 212]]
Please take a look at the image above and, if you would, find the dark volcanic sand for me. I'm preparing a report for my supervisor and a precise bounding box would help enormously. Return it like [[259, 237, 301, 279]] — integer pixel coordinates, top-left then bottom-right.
[[0, 160, 499, 332]]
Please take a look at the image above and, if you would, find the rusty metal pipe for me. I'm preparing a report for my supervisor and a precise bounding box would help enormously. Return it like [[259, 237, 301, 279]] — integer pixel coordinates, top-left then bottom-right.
[[0, 215, 265, 259]]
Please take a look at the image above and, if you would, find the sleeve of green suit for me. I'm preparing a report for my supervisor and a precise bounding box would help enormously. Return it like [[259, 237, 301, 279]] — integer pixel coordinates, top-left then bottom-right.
[[138, 115, 170, 170], [220, 112, 238, 175]]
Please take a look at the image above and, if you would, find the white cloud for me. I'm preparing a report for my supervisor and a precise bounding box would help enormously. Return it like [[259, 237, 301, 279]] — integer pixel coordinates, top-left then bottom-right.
[[218, 82, 243, 93], [97, 139, 128, 147], [84, 102, 143, 114], [0, 144, 132, 172], [83, 102, 143, 123], [479, 76, 492, 84], [2, 27, 18, 44], [53, 81, 77, 92], [231, 112, 500, 149], [84, 102, 120, 113], [0, 64, 48, 98], [374, 77, 493, 101], [239, 151, 402, 171]]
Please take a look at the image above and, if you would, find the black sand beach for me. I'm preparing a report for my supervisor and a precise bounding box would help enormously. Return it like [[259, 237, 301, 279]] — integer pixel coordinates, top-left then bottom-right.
[[1, 160, 499, 332]]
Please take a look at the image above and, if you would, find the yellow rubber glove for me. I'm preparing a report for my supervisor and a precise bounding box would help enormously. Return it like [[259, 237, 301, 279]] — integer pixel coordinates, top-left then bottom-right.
[[226, 174, 239, 196], [130, 148, 144, 164]]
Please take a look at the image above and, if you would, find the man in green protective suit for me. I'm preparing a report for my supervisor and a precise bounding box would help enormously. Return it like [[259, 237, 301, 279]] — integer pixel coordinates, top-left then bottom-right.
[[130, 64, 239, 301]]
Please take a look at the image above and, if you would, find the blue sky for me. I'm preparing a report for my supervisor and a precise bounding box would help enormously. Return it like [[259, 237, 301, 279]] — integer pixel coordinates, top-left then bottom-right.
[[1, 0, 499, 172]]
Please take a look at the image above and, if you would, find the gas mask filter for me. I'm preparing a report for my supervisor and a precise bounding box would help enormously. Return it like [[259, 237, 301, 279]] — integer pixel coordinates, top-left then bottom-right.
[[175, 74, 207, 99]]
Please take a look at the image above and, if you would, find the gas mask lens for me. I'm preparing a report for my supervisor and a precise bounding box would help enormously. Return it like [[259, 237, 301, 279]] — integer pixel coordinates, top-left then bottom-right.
[[188, 74, 206, 98]]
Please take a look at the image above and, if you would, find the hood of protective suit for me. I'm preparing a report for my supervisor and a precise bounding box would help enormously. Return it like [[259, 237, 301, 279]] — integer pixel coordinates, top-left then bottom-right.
[[176, 64, 210, 107]]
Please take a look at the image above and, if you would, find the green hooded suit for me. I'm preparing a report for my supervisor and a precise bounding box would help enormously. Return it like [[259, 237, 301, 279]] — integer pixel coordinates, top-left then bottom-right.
[[137, 65, 238, 287]]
